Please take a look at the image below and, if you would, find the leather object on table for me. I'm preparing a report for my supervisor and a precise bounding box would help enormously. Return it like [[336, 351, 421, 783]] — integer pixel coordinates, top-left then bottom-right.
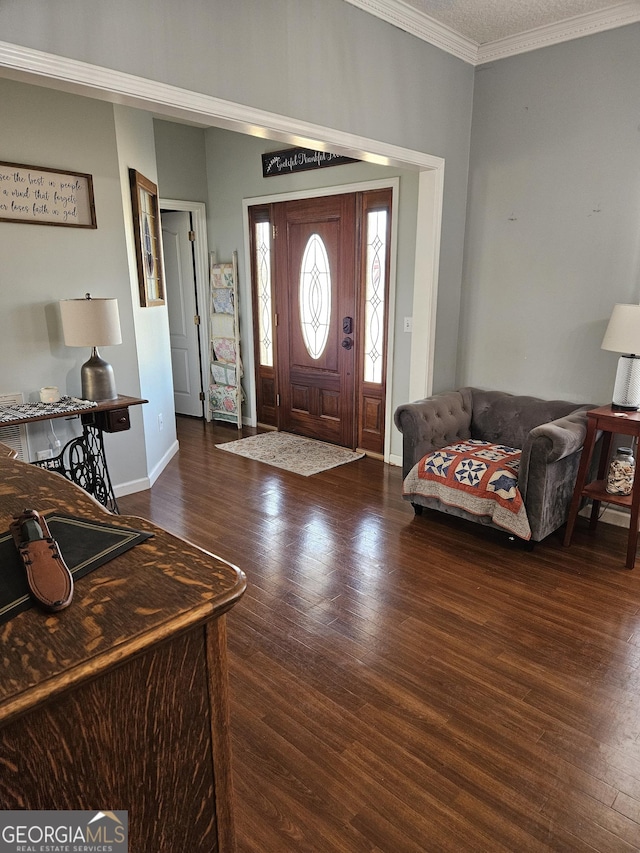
[[9, 508, 73, 611]]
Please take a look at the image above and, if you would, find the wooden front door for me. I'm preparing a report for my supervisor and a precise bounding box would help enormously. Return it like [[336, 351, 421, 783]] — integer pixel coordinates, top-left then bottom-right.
[[274, 194, 357, 447], [249, 188, 392, 454]]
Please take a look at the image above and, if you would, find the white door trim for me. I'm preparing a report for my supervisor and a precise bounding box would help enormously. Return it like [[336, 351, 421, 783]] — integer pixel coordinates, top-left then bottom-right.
[[410, 168, 444, 402], [160, 199, 210, 418], [242, 177, 400, 461], [0, 41, 444, 444]]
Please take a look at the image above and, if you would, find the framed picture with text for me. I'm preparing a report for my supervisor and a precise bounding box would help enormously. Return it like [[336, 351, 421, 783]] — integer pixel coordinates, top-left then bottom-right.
[[129, 168, 165, 307], [0, 161, 96, 228]]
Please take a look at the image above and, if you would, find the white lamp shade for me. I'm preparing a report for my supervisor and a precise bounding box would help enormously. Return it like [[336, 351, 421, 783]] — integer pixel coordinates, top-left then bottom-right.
[[601, 304, 640, 355], [59, 296, 122, 348]]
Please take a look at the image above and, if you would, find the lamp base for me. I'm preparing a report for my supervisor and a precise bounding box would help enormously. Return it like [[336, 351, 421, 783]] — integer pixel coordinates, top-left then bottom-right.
[[81, 347, 117, 402], [612, 354, 640, 411], [611, 403, 639, 412]]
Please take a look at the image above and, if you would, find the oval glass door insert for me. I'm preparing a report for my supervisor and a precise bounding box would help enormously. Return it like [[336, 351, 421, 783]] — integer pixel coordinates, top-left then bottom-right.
[[299, 233, 331, 359]]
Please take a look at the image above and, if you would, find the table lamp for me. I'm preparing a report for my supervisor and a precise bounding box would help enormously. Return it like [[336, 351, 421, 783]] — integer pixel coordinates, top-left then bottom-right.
[[601, 303, 640, 410], [59, 293, 122, 401]]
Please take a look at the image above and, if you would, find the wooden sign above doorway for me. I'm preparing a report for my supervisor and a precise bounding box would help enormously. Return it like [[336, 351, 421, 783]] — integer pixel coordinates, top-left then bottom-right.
[[261, 147, 358, 178]]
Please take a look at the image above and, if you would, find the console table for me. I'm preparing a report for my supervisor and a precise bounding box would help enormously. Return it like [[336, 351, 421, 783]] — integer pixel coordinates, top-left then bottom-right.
[[563, 404, 640, 568], [0, 447, 246, 851], [0, 394, 147, 513]]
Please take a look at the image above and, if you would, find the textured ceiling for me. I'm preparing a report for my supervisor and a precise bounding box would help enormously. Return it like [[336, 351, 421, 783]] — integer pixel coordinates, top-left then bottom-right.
[[396, 0, 629, 44]]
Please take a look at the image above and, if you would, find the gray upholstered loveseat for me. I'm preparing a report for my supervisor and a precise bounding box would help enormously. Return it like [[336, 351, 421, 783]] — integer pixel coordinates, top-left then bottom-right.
[[394, 387, 594, 542]]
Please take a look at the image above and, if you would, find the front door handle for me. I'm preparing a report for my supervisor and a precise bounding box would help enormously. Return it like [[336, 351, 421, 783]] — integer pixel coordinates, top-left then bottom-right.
[[341, 337, 353, 350]]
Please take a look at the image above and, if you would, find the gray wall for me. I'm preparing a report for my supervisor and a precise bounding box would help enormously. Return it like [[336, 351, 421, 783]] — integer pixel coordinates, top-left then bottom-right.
[[0, 79, 178, 488], [459, 24, 640, 405], [154, 122, 209, 205], [0, 79, 149, 487], [0, 0, 475, 402], [112, 105, 178, 481], [0, 0, 472, 150]]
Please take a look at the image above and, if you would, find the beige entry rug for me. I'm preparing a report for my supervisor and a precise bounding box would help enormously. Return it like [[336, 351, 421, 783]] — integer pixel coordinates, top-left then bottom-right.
[[216, 431, 365, 476]]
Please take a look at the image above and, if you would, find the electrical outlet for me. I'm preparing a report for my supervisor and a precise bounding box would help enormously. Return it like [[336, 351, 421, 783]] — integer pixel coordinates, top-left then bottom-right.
[[404, 316, 413, 333], [36, 449, 53, 461], [158, 413, 164, 432]]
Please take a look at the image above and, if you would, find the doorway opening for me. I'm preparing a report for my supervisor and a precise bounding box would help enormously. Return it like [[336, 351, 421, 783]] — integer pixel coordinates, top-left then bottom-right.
[[1, 42, 446, 467], [160, 199, 210, 420], [248, 186, 392, 455]]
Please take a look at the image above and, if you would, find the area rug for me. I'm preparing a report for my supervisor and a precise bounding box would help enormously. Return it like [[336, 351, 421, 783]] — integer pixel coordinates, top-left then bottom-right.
[[216, 431, 365, 476]]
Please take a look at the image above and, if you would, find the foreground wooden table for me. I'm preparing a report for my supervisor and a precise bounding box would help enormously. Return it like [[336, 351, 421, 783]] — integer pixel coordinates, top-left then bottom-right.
[[0, 446, 246, 852]]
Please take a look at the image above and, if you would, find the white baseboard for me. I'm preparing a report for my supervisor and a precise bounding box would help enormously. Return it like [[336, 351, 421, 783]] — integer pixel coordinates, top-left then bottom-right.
[[148, 439, 180, 487], [114, 439, 180, 497], [114, 476, 151, 498], [389, 453, 402, 467]]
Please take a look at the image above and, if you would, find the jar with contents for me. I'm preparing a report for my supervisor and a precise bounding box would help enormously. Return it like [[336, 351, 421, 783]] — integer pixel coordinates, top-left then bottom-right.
[[606, 446, 636, 496]]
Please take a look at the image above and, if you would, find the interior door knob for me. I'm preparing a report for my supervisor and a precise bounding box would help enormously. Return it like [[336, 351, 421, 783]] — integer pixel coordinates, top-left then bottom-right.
[[341, 338, 353, 350]]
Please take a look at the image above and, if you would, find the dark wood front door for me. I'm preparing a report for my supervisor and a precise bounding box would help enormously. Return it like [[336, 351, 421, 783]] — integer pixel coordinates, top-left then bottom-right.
[[274, 194, 357, 447]]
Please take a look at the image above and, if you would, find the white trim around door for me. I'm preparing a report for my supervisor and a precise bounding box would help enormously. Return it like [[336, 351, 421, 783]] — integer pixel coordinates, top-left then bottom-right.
[[242, 178, 400, 462]]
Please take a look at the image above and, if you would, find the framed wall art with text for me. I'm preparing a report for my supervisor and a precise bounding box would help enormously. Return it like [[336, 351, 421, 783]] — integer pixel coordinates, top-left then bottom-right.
[[0, 161, 96, 228]]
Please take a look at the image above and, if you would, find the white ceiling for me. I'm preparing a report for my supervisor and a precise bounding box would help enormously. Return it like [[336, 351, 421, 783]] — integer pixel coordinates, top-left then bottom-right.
[[344, 0, 640, 63]]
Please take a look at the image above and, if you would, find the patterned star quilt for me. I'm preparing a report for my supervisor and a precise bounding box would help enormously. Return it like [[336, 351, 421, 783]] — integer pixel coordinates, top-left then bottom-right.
[[403, 439, 531, 540]]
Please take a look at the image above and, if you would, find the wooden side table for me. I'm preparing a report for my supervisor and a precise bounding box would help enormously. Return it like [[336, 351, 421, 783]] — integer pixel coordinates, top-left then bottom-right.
[[563, 404, 640, 568]]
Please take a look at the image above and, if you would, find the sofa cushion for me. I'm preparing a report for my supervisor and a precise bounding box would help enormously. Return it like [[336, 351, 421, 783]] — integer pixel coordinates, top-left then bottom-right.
[[403, 439, 531, 540]]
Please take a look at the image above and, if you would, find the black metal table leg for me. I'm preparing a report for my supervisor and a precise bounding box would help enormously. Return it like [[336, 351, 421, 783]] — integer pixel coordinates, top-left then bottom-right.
[[33, 423, 119, 513]]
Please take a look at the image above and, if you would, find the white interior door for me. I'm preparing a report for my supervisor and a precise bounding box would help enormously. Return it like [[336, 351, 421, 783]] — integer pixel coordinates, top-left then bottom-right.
[[162, 210, 203, 417]]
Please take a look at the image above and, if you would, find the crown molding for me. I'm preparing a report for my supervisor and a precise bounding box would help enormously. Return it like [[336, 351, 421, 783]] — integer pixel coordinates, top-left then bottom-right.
[[477, 1, 640, 63], [343, 0, 478, 63], [344, 0, 640, 65]]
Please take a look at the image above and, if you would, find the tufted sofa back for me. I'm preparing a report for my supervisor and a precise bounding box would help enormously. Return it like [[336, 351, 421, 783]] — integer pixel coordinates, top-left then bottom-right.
[[394, 387, 590, 481], [392, 389, 472, 476], [413, 387, 473, 444], [469, 388, 582, 449]]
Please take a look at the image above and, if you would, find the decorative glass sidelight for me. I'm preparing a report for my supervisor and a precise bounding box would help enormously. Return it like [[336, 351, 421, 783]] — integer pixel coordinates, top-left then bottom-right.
[[363, 210, 387, 384], [255, 221, 273, 366], [299, 233, 331, 359]]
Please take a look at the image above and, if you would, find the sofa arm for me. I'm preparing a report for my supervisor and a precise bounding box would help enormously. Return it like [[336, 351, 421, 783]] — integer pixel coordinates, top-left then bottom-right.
[[519, 406, 591, 541], [523, 406, 591, 463], [394, 389, 473, 479]]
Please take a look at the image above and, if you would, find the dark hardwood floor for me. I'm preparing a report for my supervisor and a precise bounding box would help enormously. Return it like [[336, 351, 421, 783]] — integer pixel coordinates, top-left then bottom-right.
[[119, 416, 640, 852]]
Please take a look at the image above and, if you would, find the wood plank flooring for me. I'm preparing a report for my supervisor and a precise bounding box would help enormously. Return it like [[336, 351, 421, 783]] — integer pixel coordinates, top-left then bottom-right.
[[118, 416, 640, 852]]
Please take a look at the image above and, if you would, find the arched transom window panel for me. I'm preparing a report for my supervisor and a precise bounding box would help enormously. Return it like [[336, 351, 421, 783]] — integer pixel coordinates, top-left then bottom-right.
[[299, 233, 331, 360]]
